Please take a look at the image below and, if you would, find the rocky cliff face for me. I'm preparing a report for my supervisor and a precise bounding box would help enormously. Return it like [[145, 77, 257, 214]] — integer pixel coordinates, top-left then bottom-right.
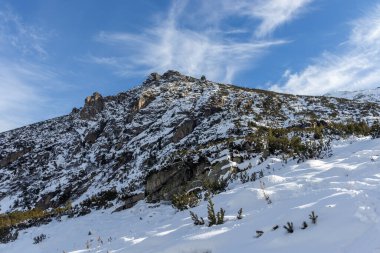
[[0, 70, 379, 214]]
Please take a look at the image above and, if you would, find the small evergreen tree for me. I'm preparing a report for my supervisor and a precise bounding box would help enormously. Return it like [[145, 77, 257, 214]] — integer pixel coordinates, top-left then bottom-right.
[[190, 211, 205, 225], [207, 199, 217, 226], [216, 208, 225, 225], [301, 221, 308, 229], [250, 172, 257, 182], [237, 208, 243, 220], [283, 222, 294, 233], [309, 211, 318, 224]]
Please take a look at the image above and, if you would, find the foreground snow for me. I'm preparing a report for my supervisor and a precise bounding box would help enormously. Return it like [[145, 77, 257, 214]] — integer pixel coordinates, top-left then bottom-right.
[[2, 137, 380, 253]]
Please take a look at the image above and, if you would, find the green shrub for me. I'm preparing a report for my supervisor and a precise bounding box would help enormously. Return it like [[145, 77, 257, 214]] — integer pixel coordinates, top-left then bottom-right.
[[207, 199, 217, 226], [202, 179, 227, 194], [172, 192, 200, 211], [189, 211, 204, 225]]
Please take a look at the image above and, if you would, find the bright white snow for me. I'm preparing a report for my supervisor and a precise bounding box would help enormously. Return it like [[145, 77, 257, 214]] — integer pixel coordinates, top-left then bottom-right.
[[2, 137, 380, 253]]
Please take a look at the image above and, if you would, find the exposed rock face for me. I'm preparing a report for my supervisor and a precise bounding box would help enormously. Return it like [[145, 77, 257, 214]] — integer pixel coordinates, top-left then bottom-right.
[[114, 193, 145, 212], [145, 157, 210, 202], [80, 92, 104, 119], [172, 119, 196, 143], [0, 147, 32, 167]]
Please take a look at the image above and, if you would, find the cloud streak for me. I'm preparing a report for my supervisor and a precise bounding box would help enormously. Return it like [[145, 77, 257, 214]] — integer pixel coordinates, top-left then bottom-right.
[[92, 0, 312, 83], [222, 0, 314, 38], [271, 3, 380, 95], [0, 6, 58, 132]]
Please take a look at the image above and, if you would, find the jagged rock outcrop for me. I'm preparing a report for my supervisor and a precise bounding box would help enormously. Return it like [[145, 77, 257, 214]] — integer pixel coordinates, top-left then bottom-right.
[[80, 92, 104, 119]]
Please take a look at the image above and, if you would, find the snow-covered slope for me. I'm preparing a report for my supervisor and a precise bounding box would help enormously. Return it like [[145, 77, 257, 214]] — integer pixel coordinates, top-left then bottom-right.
[[325, 87, 380, 104], [1, 137, 380, 253]]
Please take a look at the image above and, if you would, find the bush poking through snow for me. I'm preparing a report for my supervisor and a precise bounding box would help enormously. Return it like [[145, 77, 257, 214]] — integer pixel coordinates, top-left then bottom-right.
[[33, 234, 46, 244], [207, 199, 217, 226], [255, 230, 264, 238], [260, 181, 272, 204], [237, 208, 243, 220], [309, 211, 318, 224], [172, 192, 200, 211], [283, 222, 294, 233], [0, 227, 18, 243], [272, 225, 279, 231], [189, 211, 205, 226], [216, 208, 225, 225], [301, 221, 308, 229], [239, 171, 250, 183], [202, 179, 228, 195], [207, 199, 225, 226]]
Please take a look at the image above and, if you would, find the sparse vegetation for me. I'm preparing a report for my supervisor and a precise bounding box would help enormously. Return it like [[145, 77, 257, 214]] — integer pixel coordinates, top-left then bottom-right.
[[283, 222, 294, 233], [260, 181, 272, 204], [207, 199, 217, 226], [190, 211, 205, 225], [309, 211, 318, 224], [237, 208, 243, 220], [172, 192, 200, 211], [301, 221, 308, 229], [216, 208, 225, 225], [80, 189, 118, 210], [33, 233, 46, 244], [202, 179, 228, 195], [185, 199, 226, 227], [255, 230, 264, 238]]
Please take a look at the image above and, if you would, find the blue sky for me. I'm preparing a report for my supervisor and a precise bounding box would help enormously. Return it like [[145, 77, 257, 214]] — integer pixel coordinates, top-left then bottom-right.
[[0, 0, 379, 132]]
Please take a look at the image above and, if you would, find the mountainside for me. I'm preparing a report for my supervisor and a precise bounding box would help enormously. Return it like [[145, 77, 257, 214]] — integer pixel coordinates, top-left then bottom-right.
[[325, 87, 380, 104], [1, 70, 380, 246]]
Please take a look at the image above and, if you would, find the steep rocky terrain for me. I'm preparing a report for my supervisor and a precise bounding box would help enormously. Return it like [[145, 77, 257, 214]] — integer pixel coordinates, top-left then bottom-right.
[[1, 70, 380, 221]]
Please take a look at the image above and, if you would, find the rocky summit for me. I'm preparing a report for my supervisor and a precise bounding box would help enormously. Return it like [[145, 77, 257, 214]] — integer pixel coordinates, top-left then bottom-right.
[[0, 70, 380, 219]]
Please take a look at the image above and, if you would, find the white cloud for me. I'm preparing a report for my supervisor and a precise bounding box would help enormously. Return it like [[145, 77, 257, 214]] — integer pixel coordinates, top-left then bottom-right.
[[0, 7, 57, 132], [0, 62, 51, 131], [271, 3, 380, 95], [0, 6, 48, 57], [92, 0, 313, 83], [222, 0, 314, 38]]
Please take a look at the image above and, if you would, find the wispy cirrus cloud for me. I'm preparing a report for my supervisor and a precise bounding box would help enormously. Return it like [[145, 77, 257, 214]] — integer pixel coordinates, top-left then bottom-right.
[[271, 3, 380, 95], [222, 0, 314, 38], [0, 6, 58, 132], [91, 0, 312, 83], [0, 6, 48, 57]]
